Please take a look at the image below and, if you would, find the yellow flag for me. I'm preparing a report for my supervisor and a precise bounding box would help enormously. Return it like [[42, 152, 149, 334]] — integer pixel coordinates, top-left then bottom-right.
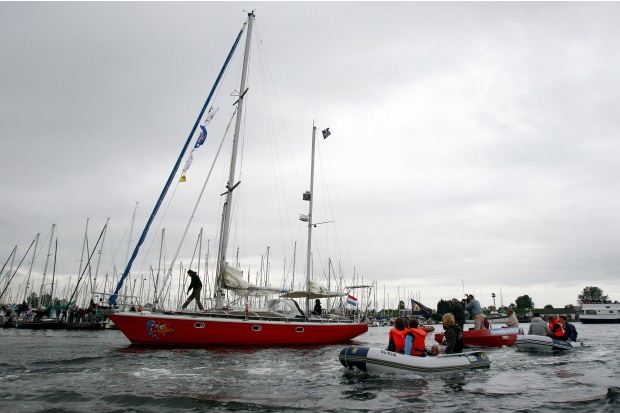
[[179, 175, 187, 183]]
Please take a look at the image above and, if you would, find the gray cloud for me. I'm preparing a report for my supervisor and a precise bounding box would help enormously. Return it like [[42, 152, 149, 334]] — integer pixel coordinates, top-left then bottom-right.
[[1, 2, 620, 309]]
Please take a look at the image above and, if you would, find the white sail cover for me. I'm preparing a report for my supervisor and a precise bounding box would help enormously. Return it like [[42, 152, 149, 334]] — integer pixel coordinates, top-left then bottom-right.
[[281, 280, 345, 299], [222, 263, 287, 296]]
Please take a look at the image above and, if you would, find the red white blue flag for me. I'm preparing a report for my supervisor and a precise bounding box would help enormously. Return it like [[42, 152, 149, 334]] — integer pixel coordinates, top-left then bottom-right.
[[346, 294, 358, 307]]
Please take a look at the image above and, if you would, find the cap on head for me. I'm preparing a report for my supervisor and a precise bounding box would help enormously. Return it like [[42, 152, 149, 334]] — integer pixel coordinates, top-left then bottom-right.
[[187, 269, 197, 276]]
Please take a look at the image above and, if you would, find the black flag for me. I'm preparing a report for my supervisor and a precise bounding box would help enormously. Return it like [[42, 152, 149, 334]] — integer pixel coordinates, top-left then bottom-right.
[[321, 128, 331, 139]]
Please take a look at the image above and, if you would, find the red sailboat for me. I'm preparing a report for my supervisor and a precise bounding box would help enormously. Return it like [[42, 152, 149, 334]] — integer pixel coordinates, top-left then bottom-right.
[[107, 12, 367, 346]]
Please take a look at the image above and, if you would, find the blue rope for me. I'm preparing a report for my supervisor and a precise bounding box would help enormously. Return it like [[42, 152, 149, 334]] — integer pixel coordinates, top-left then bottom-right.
[[109, 24, 246, 305]]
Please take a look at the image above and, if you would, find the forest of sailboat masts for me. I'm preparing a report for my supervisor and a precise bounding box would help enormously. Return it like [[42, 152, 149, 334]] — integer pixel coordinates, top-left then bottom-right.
[[0, 218, 422, 314]]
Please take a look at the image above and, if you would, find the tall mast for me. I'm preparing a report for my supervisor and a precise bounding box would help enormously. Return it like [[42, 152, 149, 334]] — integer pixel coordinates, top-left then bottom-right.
[[215, 11, 255, 308], [39, 223, 56, 300], [125, 203, 138, 266], [109, 19, 247, 305], [327, 257, 332, 312], [50, 238, 58, 307], [154, 228, 165, 306], [23, 232, 40, 304], [0, 245, 17, 288], [94, 217, 110, 295], [305, 123, 317, 314], [291, 241, 296, 291]]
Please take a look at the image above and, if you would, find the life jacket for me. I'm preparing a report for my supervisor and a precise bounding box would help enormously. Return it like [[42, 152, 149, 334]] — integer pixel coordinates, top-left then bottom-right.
[[388, 328, 406, 353], [406, 327, 427, 356], [549, 319, 565, 339]]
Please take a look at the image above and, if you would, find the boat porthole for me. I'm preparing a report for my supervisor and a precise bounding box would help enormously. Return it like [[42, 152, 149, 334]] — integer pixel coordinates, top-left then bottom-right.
[[194, 322, 205, 328], [295, 327, 304, 333], [252, 325, 262, 332]]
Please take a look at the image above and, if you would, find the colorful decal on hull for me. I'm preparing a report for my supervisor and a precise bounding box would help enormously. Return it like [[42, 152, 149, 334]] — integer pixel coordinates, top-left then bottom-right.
[[146, 320, 175, 340]]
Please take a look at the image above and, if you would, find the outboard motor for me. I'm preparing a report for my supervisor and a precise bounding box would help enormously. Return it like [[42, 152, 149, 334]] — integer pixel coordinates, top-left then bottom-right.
[[339, 346, 369, 371]]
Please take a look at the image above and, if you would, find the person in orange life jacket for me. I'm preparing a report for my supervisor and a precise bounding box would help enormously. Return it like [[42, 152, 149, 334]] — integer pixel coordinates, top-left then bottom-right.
[[547, 315, 566, 339], [387, 317, 407, 353], [404, 319, 435, 356]]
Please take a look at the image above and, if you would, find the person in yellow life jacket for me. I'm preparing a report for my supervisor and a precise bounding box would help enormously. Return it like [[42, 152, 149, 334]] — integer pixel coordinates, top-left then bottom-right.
[[404, 319, 435, 356], [387, 317, 407, 353], [548, 315, 566, 339]]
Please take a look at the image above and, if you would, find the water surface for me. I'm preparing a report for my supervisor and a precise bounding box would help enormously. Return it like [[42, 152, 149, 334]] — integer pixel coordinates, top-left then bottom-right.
[[1, 323, 619, 412]]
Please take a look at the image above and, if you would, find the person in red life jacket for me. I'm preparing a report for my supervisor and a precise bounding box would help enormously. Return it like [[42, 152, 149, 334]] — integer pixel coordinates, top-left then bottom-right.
[[547, 315, 566, 340], [387, 317, 407, 353], [404, 319, 435, 356]]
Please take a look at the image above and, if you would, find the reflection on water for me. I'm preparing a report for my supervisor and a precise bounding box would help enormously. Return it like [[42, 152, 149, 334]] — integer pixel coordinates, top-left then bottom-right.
[[0, 324, 619, 412]]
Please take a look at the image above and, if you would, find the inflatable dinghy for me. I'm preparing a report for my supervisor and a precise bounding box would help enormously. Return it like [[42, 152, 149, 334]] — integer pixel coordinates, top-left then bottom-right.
[[434, 327, 523, 348], [339, 346, 490, 375], [515, 335, 583, 352]]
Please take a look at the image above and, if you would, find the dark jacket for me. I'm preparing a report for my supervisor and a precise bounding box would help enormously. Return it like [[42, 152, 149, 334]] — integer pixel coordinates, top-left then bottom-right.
[[443, 325, 464, 354], [450, 302, 466, 327], [187, 274, 202, 293], [564, 322, 578, 341]]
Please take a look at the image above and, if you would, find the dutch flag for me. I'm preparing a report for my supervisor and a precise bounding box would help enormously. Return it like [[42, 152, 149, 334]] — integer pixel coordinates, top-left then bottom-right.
[[346, 294, 358, 307]]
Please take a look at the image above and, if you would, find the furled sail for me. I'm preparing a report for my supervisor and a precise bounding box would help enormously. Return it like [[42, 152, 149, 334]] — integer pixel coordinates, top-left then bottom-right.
[[281, 280, 345, 299], [222, 263, 287, 296]]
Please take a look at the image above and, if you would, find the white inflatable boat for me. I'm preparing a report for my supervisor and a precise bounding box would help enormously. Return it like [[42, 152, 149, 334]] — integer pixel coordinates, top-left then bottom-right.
[[339, 346, 491, 375], [515, 335, 583, 352]]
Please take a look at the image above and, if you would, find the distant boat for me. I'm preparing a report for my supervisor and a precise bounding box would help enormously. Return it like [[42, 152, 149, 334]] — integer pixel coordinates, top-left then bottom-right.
[[434, 327, 524, 348], [579, 303, 620, 324], [108, 12, 367, 347], [516, 335, 583, 352]]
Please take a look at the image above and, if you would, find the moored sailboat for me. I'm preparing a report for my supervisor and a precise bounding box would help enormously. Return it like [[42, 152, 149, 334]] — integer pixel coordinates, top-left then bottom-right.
[[108, 12, 367, 346]]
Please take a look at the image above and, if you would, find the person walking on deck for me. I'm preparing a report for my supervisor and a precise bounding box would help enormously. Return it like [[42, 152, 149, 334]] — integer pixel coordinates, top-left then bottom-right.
[[182, 270, 204, 310]]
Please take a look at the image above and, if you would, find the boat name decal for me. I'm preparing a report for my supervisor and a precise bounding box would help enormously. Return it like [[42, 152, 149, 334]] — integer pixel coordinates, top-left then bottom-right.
[[380, 349, 397, 357], [146, 320, 175, 340]]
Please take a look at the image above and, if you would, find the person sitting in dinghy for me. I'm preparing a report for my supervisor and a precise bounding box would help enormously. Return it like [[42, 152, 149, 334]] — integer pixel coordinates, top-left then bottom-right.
[[505, 309, 519, 327], [528, 313, 553, 337], [431, 313, 464, 355], [559, 315, 578, 341], [387, 317, 407, 353], [404, 319, 435, 356], [548, 315, 566, 340]]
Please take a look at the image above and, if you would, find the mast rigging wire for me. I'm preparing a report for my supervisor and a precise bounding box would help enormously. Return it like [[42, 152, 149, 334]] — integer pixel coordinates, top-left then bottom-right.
[[157, 110, 237, 304]]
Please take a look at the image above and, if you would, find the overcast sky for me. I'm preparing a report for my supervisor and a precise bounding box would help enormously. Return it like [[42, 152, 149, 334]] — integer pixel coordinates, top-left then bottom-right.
[[1, 2, 619, 309]]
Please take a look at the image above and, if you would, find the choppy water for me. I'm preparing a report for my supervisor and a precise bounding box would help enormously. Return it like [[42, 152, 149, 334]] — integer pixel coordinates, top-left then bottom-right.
[[1, 323, 619, 412]]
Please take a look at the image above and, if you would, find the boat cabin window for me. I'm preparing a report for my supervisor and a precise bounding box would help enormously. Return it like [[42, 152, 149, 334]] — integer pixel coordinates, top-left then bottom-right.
[[586, 310, 597, 315]]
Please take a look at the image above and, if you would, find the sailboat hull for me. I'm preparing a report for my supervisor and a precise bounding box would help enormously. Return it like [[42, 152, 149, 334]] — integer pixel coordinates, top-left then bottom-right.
[[109, 312, 368, 346]]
